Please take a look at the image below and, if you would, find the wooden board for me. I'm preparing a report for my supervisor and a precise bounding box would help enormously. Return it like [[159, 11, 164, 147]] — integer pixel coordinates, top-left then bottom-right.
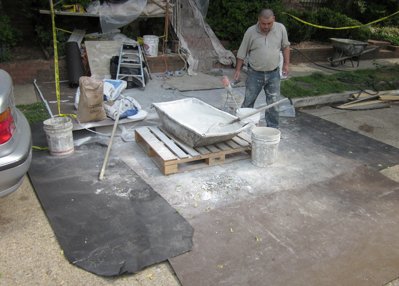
[[85, 41, 121, 79], [135, 126, 252, 175], [336, 99, 389, 110], [351, 90, 399, 102]]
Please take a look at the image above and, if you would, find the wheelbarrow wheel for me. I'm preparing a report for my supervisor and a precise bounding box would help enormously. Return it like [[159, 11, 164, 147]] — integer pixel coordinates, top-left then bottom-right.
[[329, 51, 342, 67], [328, 57, 340, 67]]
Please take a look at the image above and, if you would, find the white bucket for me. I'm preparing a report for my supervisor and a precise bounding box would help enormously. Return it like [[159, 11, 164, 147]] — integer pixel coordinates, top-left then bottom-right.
[[251, 127, 281, 167], [236, 108, 261, 125], [43, 117, 74, 156], [143, 35, 159, 57]]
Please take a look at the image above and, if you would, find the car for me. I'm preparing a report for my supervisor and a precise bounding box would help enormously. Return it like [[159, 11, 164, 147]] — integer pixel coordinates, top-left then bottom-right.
[[0, 69, 32, 197]]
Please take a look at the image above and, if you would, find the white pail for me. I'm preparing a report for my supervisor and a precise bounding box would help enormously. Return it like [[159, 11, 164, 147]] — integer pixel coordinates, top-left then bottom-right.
[[143, 35, 159, 57], [236, 108, 261, 125], [251, 127, 281, 167], [43, 117, 74, 156]]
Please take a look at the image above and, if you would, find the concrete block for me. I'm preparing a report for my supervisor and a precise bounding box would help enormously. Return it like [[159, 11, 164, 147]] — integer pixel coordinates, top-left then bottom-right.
[[368, 39, 391, 47]]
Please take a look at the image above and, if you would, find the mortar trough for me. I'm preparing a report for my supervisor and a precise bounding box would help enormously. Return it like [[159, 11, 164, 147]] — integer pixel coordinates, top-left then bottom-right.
[[152, 98, 249, 147]]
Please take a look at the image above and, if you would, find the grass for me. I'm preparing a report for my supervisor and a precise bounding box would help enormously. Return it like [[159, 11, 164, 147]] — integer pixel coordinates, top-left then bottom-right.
[[17, 102, 50, 124], [281, 64, 399, 98]]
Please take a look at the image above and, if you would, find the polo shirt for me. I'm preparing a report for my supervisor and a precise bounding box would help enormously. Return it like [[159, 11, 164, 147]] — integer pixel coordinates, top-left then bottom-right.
[[237, 22, 290, 72]]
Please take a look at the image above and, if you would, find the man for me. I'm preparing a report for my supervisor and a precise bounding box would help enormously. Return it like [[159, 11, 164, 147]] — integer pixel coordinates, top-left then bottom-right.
[[233, 9, 290, 129]]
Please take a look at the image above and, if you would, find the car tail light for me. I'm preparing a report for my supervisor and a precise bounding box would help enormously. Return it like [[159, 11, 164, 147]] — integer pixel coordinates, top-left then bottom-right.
[[0, 108, 15, 144]]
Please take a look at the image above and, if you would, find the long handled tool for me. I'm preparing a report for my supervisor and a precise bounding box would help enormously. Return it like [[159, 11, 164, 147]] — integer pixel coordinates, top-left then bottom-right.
[[226, 98, 289, 125], [99, 100, 122, 181], [206, 98, 291, 134]]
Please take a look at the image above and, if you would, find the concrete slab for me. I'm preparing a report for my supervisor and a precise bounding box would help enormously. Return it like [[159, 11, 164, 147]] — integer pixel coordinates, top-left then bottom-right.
[[302, 104, 399, 148], [381, 165, 399, 183], [162, 71, 246, 92], [13, 84, 38, 105]]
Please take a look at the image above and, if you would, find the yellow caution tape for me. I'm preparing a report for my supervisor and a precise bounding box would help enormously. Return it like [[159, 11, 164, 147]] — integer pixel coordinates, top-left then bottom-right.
[[59, 113, 77, 119], [283, 10, 399, 30], [32, 146, 49, 151], [50, 0, 62, 115]]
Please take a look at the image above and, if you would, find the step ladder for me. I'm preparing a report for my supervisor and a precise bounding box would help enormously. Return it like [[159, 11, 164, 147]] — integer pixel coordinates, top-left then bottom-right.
[[116, 43, 146, 88]]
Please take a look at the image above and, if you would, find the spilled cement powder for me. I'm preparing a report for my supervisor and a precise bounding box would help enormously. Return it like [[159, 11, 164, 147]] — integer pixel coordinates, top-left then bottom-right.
[[92, 166, 140, 199], [155, 172, 255, 219]]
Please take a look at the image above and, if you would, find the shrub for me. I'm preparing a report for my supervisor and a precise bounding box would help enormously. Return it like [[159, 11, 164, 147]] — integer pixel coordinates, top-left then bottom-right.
[[310, 8, 371, 41], [35, 25, 68, 58], [206, 0, 265, 49], [278, 10, 317, 44], [0, 15, 21, 62], [325, 0, 399, 27], [271, 8, 370, 43], [370, 26, 399, 46], [206, 2, 371, 48]]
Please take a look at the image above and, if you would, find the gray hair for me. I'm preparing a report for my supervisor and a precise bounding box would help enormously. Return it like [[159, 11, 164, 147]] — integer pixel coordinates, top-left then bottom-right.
[[259, 9, 274, 19]]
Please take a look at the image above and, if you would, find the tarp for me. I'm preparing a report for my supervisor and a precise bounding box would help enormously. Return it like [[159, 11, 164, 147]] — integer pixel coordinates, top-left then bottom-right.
[[28, 128, 193, 276]]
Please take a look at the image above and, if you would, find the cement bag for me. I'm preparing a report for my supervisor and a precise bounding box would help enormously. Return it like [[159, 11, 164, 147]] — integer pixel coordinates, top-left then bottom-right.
[[103, 96, 141, 120], [77, 76, 106, 123]]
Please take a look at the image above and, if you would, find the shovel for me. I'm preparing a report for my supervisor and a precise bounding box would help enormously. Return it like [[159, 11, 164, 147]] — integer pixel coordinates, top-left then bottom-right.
[[228, 98, 290, 125], [206, 98, 292, 133]]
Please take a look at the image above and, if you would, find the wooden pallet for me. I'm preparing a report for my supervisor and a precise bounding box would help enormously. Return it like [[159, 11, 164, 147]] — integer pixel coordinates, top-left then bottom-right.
[[135, 126, 252, 175]]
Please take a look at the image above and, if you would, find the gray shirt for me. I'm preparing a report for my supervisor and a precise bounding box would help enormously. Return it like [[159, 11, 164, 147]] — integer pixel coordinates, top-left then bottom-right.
[[237, 22, 290, 72]]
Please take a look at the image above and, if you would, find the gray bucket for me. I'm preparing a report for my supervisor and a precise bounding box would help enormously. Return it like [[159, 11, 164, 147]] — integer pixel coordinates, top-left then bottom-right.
[[251, 127, 281, 167], [43, 117, 74, 156]]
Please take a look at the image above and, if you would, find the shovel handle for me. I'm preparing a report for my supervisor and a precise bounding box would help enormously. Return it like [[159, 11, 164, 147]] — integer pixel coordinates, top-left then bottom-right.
[[229, 98, 289, 124]]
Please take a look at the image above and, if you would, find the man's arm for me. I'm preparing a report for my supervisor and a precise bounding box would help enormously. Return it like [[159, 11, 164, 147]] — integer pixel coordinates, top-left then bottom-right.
[[234, 27, 252, 81], [282, 46, 290, 76], [234, 58, 244, 81]]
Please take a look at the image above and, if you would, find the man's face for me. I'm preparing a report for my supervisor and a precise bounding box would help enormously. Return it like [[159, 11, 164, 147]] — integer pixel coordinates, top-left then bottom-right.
[[258, 16, 275, 33]]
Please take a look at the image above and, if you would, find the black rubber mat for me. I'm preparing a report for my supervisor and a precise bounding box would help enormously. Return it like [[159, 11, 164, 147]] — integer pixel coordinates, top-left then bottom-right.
[[28, 138, 193, 276], [282, 112, 399, 170]]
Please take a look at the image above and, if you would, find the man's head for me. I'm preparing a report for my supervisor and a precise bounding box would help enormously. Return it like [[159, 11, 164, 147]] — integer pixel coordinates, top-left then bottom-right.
[[258, 9, 275, 34]]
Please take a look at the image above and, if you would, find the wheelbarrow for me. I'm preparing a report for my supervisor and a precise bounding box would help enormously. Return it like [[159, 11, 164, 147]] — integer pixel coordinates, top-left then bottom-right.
[[328, 38, 377, 67]]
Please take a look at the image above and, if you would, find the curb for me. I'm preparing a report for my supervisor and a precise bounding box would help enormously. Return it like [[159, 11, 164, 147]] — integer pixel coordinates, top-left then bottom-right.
[[291, 91, 357, 108]]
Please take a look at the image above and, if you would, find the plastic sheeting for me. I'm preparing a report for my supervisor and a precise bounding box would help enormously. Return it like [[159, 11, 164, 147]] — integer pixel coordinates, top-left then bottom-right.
[[172, 0, 236, 74], [193, 0, 209, 17], [86, 0, 235, 74], [141, 1, 173, 17], [87, 0, 148, 33]]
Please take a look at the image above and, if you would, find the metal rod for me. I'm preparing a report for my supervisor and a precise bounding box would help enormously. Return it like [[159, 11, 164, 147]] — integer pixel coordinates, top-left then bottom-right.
[[33, 79, 54, 118]]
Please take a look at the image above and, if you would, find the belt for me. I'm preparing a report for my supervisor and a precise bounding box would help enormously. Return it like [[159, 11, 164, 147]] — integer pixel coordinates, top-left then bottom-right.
[[250, 66, 278, 73]]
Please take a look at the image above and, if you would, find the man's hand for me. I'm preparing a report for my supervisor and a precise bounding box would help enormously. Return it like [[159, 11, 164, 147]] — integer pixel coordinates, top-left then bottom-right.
[[234, 58, 244, 82], [282, 63, 289, 77], [282, 46, 290, 77], [233, 69, 241, 81]]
